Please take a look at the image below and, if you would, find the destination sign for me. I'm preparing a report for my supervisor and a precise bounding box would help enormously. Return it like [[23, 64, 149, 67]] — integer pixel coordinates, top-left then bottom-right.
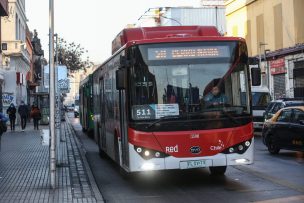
[[148, 46, 230, 60]]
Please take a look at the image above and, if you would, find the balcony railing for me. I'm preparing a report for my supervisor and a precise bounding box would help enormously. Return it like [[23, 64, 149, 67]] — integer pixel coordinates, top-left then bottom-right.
[[2, 40, 31, 64]]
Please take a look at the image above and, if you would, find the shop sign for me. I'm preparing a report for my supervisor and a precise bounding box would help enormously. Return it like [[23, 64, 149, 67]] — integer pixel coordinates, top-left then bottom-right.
[[270, 58, 286, 75]]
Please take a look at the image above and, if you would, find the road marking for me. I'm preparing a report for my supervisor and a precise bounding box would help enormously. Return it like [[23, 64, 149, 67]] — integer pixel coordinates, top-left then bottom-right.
[[254, 195, 304, 203], [233, 165, 304, 193]]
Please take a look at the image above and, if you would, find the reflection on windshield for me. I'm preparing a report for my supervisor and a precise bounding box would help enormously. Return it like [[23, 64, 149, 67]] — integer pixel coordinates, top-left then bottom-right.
[[130, 43, 250, 121]]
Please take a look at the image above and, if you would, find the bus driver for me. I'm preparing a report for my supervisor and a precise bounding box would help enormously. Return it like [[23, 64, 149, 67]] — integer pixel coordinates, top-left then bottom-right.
[[204, 86, 228, 107]]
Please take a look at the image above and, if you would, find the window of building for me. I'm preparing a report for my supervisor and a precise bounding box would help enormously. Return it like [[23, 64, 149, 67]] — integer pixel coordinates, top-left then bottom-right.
[[19, 19, 21, 40], [256, 14, 265, 54], [294, 0, 304, 43], [15, 14, 19, 40], [273, 4, 283, 50], [245, 20, 252, 56]]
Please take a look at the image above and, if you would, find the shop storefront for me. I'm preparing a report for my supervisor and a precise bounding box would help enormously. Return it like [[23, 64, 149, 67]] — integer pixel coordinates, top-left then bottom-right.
[[270, 58, 287, 99], [293, 60, 304, 97], [266, 44, 304, 100]]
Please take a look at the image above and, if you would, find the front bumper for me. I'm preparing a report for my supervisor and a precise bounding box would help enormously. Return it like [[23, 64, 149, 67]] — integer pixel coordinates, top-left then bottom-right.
[[127, 138, 254, 172]]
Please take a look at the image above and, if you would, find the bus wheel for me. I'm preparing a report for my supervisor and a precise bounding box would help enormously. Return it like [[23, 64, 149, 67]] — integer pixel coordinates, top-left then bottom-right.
[[267, 135, 280, 154], [114, 135, 120, 163], [209, 166, 227, 176], [98, 130, 106, 158], [119, 167, 135, 180]]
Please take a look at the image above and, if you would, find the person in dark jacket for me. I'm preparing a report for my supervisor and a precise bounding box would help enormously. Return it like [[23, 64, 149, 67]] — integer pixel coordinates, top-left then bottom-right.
[[18, 101, 29, 131], [30, 104, 41, 130], [0, 112, 9, 136], [6, 103, 17, 131]]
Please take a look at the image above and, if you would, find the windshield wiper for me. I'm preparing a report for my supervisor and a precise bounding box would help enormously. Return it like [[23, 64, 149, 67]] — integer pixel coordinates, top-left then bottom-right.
[[188, 109, 240, 124], [146, 115, 184, 129], [220, 110, 240, 124]]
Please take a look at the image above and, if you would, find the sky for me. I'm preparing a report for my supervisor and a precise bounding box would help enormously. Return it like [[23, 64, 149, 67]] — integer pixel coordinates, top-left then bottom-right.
[[26, 0, 201, 64]]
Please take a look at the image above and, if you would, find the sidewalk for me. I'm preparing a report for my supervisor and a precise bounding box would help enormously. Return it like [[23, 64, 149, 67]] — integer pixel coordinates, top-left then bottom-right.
[[0, 119, 104, 203]]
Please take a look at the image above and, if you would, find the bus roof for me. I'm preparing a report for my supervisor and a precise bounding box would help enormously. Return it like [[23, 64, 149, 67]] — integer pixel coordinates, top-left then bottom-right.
[[92, 26, 246, 76], [112, 26, 242, 54]]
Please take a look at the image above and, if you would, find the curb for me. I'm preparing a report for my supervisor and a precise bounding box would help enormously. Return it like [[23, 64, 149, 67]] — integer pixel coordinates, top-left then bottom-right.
[[66, 118, 105, 203]]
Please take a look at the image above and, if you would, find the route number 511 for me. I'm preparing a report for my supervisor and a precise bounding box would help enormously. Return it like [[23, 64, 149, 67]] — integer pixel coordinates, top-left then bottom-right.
[[137, 109, 151, 116]]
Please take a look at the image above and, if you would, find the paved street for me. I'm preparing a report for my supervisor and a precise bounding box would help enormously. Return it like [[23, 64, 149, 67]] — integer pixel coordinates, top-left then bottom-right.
[[0, 120, 103, 203], [68, 113, 304, 203]]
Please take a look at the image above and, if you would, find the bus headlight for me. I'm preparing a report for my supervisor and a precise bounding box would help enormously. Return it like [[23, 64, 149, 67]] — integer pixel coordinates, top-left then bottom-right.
[[144, 150, 150, 157], [141, 162, 155, 170], [222, 139, 252, 154], [235, 158, 250, 164], [238, 145, 244, 151], [134, 146, 169, 160], [245, 141, 251, 147]]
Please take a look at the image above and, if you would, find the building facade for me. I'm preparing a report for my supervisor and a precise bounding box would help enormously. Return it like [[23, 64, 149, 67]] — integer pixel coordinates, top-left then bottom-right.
[[1, 0, 30, 113], [225, 0, 304, 99], [0, 0, 8, 112]]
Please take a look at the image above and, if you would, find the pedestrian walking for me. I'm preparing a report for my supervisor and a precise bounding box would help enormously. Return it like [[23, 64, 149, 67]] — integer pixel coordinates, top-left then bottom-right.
[[6, 103, 17, 131], [30, 104, 41, 130], [0, 112, 8, 151], [18, 101, 29, 132]]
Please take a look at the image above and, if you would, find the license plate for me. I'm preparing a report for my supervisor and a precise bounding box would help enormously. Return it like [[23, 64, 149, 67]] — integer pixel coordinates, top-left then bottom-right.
[[180, 160, 207, 169]]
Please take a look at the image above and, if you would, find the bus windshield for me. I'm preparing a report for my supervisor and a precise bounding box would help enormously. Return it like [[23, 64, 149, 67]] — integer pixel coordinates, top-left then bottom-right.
[[129, 41, 250, 121]]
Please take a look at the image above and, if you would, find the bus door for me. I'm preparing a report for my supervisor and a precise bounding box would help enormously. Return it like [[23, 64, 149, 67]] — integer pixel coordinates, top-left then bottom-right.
[[119, 88, 129, 168], [99, 78, 107, 150]]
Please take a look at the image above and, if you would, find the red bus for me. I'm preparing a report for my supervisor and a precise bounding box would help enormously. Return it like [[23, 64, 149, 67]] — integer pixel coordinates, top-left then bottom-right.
[[92, 26, 254, 175]]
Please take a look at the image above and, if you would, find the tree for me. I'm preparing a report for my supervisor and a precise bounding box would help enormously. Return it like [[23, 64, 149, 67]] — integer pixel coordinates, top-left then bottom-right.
[[55, 37, 93, 72]]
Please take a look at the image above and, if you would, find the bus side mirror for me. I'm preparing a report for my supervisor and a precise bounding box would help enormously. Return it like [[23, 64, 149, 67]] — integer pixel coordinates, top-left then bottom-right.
[[251, 68, 261, 86], [120, 55, 129, 68], [240, 53, 248, 64], [116, 68, 126, 90]]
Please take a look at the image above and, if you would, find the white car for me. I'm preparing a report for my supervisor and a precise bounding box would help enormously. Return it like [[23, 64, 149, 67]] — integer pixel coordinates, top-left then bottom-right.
[[74, 105, 79, 118]]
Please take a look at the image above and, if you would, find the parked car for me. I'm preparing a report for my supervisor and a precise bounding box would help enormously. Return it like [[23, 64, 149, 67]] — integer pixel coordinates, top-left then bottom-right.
[[65, 104, 74, 112], [263, 98, 304, 121], [262, 106, 304, 154], [74, 105, 79, 118]]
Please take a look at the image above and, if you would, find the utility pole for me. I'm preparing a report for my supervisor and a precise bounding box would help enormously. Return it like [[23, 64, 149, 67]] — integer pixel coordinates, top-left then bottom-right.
[[49, 0, 56, 189], [54, 34, 62, 165]]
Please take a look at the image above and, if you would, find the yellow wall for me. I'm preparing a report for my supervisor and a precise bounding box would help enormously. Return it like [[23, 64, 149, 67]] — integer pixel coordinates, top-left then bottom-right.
[[226, 0, 303, 56]]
